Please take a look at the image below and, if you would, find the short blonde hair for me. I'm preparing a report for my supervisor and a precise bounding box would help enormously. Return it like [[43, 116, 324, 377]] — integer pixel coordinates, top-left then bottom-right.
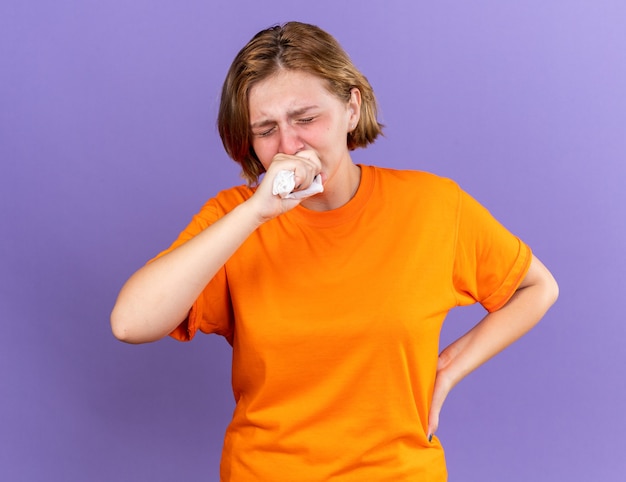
[[218, 21, 383, 185]]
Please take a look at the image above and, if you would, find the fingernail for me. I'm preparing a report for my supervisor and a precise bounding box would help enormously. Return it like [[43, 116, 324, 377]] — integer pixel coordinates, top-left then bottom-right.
[[428, 433, 433, 443]]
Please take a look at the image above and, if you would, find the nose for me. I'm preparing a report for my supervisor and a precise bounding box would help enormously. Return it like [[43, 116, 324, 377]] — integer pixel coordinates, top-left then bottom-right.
[[278, 125, 304, 155]]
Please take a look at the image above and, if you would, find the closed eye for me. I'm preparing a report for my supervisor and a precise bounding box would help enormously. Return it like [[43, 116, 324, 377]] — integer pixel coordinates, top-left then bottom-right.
[[254, 126, 276, 137]]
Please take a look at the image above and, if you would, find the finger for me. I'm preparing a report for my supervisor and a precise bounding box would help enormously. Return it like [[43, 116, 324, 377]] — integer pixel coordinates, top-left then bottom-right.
[[293, 172, 313, 192], [428, 368, 453, 440], [272, 150, 320, 170], [293, 169, 319, 192], [427, 402, 441, 441], [287, 174, 323, 200], [294, 149, 321, 168], [271, 152, 319, 181], [291, 151, 319, 188], [266, 151, 321, 195]]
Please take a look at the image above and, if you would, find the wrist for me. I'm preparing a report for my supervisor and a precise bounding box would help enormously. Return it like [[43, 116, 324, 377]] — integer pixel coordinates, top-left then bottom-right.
[[236, 198, 269, 229]]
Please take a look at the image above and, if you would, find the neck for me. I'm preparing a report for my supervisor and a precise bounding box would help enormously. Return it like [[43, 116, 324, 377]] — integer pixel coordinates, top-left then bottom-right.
[[300, 162, 361, 212]]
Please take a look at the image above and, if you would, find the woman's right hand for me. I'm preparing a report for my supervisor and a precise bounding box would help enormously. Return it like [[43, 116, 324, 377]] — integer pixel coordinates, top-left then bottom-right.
[[247, 149, 323, 223]]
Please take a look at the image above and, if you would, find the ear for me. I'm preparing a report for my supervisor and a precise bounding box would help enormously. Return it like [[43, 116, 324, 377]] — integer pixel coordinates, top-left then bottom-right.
[[347, 87, 362, 131]]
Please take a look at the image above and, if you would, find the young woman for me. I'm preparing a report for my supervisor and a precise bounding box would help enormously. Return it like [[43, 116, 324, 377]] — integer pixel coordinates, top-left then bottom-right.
[[111, 21, 558, 481]]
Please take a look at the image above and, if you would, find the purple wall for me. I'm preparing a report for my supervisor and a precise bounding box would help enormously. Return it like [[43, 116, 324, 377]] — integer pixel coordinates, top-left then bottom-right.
[[2, 1, 625, 480]]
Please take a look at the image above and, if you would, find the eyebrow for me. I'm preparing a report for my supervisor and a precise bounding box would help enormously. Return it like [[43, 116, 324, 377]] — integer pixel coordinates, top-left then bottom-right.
[[250, 105, 319, 130]]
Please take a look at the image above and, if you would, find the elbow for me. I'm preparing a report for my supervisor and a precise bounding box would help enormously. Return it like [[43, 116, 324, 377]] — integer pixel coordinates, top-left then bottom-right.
[[110, 304, 145, 344], [110, 306, 131, 343], [537, 265, 559, 313], [542, 261, 559, 307], [110, 300, 173, 344], [546, 273, 559, 308], [526, 254, 559, 310]]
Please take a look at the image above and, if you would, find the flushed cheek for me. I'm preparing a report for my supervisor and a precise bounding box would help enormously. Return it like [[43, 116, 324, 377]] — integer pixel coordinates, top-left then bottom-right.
[[251, 143, 275, 170]]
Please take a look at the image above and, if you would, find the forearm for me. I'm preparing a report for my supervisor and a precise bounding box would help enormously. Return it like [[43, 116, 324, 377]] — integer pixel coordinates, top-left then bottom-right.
[[110, 201, 262, 344]]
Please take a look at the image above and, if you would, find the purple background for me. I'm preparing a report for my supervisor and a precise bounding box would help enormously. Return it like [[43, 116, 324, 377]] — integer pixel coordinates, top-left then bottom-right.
[[2, 1, 625, 480]]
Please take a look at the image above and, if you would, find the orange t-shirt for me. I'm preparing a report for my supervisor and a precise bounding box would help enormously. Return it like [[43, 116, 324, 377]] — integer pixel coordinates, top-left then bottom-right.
[[157, 165, 531, 481]]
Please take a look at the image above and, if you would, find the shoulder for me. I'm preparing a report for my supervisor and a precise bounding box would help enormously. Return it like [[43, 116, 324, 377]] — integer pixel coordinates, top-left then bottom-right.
[[192, 184, 255, 225], [366, 165, 460, 199], [212, 184, 255, 209]]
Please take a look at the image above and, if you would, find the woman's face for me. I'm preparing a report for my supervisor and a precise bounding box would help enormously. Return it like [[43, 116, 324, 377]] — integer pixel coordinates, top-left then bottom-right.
[[248, 69, 360, 183]]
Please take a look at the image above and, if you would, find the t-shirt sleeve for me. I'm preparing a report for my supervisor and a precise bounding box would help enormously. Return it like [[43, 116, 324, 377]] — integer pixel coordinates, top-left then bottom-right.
[[149, 199, 234, 343], [452, 186, 532, 312]]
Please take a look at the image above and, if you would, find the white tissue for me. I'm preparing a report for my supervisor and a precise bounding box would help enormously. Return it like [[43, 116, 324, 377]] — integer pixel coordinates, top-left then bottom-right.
[[272, 170, 324, 199]]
